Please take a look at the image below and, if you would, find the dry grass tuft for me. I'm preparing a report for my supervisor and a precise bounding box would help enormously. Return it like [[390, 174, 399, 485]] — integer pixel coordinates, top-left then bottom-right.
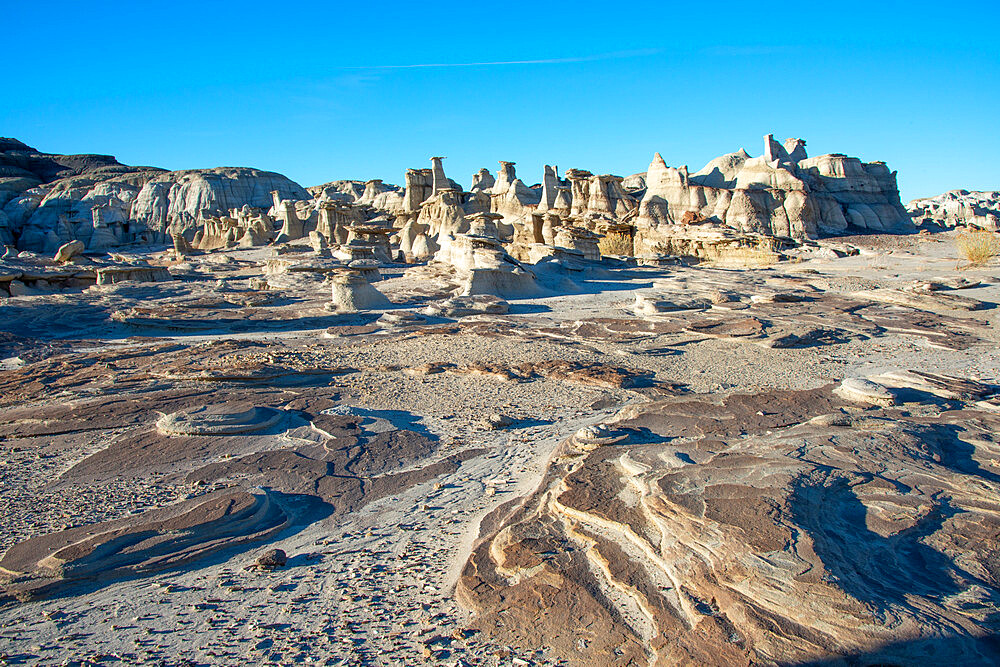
[[708, 288, 737, 304], [956, 229, 1000, 268], [599, 231, 634, 257]]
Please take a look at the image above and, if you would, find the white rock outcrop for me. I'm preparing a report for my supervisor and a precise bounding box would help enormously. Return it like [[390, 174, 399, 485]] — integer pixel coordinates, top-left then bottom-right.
[[132, 167, 308, 239], [632, 134, 912, 252], [54, 240, 84, 263], [434, 233, 540, 298], [908, 190, 1000, 231], [1, 134, 917, 258], [1, 138, 310, 252]]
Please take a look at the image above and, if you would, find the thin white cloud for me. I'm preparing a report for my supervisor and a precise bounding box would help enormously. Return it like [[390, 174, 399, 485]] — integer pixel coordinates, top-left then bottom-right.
[[700, 45, 796, 57], [345, 48, 662, 69]]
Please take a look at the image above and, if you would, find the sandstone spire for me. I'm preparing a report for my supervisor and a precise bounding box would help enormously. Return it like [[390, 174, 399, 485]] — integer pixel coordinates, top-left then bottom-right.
[[471, 168, 496, 192], [430, 157, 448, 196], [763, 134, 790, 163], [493, 161, 517, 196], [538, 165, 559, 212]]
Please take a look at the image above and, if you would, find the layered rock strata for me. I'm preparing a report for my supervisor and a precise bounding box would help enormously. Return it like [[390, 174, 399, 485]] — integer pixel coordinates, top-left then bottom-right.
[[908, 190, 1000, 231], [459, 380, 1000, 665], [0, 139, 307, 252]]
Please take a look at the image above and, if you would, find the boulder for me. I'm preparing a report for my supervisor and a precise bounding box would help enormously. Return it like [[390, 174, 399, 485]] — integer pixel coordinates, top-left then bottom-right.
[[95, 265, 172, 285], [835, 378, 898, 407], [633, 290, 712, 315], [254, 548, 288, 570], [53, 240, 84, 263]]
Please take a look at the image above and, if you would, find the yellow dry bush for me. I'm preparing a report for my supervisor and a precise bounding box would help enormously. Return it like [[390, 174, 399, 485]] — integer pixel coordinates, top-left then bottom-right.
[[599, 231, 634, 257], [956, 229, 1000, 268]]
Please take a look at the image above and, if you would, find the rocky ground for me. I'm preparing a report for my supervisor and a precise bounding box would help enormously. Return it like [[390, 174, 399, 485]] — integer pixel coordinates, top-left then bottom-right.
[[1, 231, 999, 665]]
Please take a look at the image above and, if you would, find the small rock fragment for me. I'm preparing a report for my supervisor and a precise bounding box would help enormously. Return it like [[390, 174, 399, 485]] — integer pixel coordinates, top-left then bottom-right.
[[480, 413, 512, 430]]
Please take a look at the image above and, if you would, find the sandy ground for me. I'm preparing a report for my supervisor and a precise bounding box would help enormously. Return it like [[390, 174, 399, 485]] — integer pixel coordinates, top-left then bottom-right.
[[0, 230, 998, 665]]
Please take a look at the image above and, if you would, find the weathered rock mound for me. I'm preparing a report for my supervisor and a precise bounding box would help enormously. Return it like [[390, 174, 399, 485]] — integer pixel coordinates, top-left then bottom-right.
[[908, 190, 1000, 231], [0, 489, 290, 600], [130, 167, 308, 238], [633, 136, 912, 252], [459, 381, 1000, 665], [0, 138, 307, 251]]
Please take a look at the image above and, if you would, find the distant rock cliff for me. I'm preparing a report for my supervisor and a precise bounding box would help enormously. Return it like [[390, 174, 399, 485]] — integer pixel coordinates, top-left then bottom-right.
[[130, 168, 309, 238], [0, 139, 307, 251], [908, 190, 1000, 231]]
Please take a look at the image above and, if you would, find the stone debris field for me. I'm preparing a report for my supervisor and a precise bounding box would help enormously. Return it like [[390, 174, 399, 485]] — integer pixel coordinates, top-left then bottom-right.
[[0, 135, 999, 665]]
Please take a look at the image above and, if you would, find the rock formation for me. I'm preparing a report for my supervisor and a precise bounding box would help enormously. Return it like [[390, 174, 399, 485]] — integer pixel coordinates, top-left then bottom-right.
[[430, 157, 448, 196], [433, 232, 540, 297], [908, 190, 1000, 231], [328, 270, 390, 311], [191, 206, 275, 250], [0, 139, 308, 252], [0, 489, 289, 599], [133, 168, 307, 240], [95, 264, 172, 285], [459, 377, 1000, 665], [632, 135, 912, 254], [1, 135, 917, 265], [53, 240, 84, 263], [470, 168, 495, 193], [307, 180, 364, 202], [273, 199, 305, 243], [400, 189, 471, 260], [537, 165, 560, 212], [403, 168, 433, 213]]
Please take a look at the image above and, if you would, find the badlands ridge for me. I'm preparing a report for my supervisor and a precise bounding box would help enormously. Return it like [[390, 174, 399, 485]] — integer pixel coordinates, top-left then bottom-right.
[[0, 135, 998, 666]]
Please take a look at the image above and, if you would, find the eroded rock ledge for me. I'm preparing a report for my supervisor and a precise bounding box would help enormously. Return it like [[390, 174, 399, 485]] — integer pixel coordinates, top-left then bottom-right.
[[458, 380, 1000, 665]]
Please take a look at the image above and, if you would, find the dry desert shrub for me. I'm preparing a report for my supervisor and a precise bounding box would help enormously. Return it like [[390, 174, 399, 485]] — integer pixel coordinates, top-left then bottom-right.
[[708, 288, 737, 304], [712, 238, 780, 268], [956, 229, 1000, 268], [599, 231, 634, 257]]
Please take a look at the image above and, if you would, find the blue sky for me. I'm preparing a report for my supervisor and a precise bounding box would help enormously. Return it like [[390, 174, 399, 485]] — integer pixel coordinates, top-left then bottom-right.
[[4, 1, 998, 201]]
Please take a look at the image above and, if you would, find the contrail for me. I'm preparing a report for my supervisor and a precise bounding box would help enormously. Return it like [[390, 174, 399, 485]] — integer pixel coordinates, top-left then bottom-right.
[[345, 48, 661, 69]]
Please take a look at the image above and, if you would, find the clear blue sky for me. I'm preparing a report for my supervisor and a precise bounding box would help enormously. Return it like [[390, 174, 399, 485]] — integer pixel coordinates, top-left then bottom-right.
[[5, 1, 998, 201]]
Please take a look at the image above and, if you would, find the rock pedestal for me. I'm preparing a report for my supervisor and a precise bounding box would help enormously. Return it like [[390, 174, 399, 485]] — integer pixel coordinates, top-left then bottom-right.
[[172, 233, 193, 257], [345, 226, 394, 263], [328, 270, 390, 312], [434, 233, 540, 298], [274, 201, 304, 243], [430, 157, 448, 196]]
